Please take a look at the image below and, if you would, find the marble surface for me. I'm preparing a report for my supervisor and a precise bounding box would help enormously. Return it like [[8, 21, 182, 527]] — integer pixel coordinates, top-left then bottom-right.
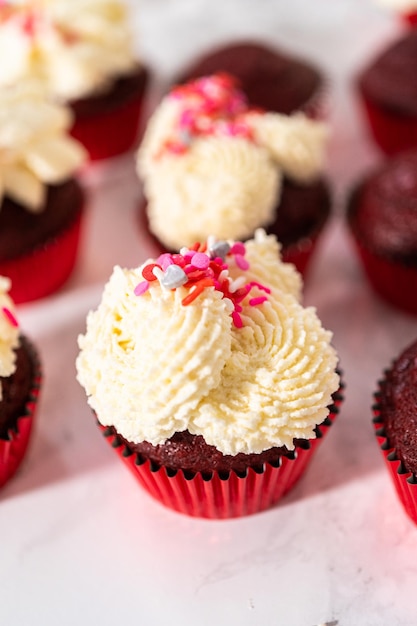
[[1, 1, 417, 625]]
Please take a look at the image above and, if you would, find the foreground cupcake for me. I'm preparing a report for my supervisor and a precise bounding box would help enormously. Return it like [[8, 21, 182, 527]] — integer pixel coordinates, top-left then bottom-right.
[[373, 339, 417, 525], [76, 230, 342, 518], [0, 0, 149, 161], [173, 40, 326, 119], [137, 74, 331, 275], [0, 83, 87, 304], [357, 30, 417, 155], [0, 277, 41, 488], [347, 149, 417, 315]]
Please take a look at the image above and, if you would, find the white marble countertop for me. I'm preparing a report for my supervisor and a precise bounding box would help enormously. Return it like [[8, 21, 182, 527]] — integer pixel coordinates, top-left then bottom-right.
[[2, 1, 417, 625]]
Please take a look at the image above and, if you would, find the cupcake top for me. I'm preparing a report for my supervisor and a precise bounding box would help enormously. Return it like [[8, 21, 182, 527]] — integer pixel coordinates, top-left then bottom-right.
[[0, 0, 138, 101], [358, 30, 417, 116], [0, 83, 86, 211], [349, 149, 417, 261], [174, 40, 323, 116], [138, 74, 327, 250], [378, 339, 417, 475], [76, 229, 339, 456], [0, 277, 19, 400]]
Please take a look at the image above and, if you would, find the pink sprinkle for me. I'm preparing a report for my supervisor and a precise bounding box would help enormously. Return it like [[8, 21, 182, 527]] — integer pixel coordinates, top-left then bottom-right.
[[249, 296, 267, 306], [2, 306, 18, 327], [157, 253, 174, 271], [134, 281, 149, 296], [234, 254, 249, 270], [191, 252, 210, 270], [250, 281, 271, 294], [230, 242, 246, 255], [232, 311, 243, 328]]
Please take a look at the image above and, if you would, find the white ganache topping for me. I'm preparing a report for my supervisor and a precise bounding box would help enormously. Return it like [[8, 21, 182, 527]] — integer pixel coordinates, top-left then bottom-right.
[[137, 74, 328, 250], [0, 83, 86, 211], [0, 0, 138, 101], [0, 277, 20, 401], [76, 230, 339, 456]]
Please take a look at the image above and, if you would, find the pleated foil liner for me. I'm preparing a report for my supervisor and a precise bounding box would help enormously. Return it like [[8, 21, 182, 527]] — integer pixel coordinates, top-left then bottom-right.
[[373, 380, 417, 525], [98, 374, 344, 519], [0, 336, 42, 488]]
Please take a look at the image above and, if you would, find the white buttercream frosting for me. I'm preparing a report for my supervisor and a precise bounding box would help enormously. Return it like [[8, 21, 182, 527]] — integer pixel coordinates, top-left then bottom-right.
[[76, 231, 339, 456], [137, 75, 327, 250], [0, 83, 86, 211], [0, 276, 19, 401], [0, 0, 138, 101]]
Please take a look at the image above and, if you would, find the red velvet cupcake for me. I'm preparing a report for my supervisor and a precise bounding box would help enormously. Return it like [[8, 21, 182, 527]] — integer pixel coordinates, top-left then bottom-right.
[[0, 85, 87, 304], [173, 40, 326, 119], [347, 149, 417, 315], [0, 278, 42, 488], [373, 339, 417, 525], [76, 231, 342, 518], [0, 1, 149, 161], [137, 74, 331, 277], [357, 30, 417, 155]]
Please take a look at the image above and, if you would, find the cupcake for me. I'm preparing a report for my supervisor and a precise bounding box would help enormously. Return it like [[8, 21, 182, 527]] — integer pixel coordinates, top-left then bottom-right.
[[137, 74, 331, 276], [0, 0, 149, 161], [173, 40, 326, 119], [357, 30, 417, 155], [0, 83, 87, 304], [347, 149, 417, 315], [76, 229, 342, 519], [373, 339, 417, 525], [0, 277, 41, 488]]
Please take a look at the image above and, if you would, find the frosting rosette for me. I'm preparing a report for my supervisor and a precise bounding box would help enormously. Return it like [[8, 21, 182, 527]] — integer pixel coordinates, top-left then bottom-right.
[[137, 74, 327, 250], [0, 276, 19, 400], [0, 0, 138, 101], [77, 230, 339, 456], [0, 83, 86, 211]]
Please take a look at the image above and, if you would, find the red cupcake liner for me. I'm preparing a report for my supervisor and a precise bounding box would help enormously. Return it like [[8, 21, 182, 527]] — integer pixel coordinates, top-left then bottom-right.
[[70, 91, 147, 162], [98, 376, 343, 519], [349, 235, 417, 315], [373, 382, 417, 525], [358, 91, 417, 155], [0, 335, 42, 488], [0, 205, 84, 305]]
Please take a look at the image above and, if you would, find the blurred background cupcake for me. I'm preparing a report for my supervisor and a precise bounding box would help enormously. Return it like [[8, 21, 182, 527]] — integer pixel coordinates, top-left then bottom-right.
[[357, 29, 417, 155], [137, 74, 331, 277], [76, 230, 342, 518], [373, 338, 417, 526], [371, 0, 417, 26], [0, 0, 150, 161], [0, 276, 41, 488], [0, 83, 87, 304], [346, 149, 417, 315], [173, 39, 327, 120]]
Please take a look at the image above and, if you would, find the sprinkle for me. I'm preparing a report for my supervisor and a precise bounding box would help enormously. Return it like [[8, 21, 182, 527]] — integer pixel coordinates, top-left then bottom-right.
[[191, 252, 210, 270], [230, 242, 246, 255], [134, 281, 149, 296], [209, 240, 230, 260], [157, 253, 175, 270], [250, 281, 271, 294], [142, 263, 161, 282], [182, 278, 214, 305], [234, 254, 249, 270], [249, 296, 268, 306], [161, 265, 188, 290], [228, 276, 246, 293], [232, 311, 243, 328], [2, 306, 18, 327]]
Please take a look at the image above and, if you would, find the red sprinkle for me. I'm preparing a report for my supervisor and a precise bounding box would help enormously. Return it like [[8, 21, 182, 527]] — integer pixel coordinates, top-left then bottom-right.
[[182, 278, 214, 305], [249, 296, 268, 306], [142, 263, 161, 282]]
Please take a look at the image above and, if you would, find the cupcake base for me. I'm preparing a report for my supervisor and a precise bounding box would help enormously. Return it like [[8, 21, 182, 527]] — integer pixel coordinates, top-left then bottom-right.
[[0, 181, 85, 304], [0, 335, 42, 488], [373, 384, 417, 525], [97, 378, 343, 519], [69, 66, 149, 161]]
